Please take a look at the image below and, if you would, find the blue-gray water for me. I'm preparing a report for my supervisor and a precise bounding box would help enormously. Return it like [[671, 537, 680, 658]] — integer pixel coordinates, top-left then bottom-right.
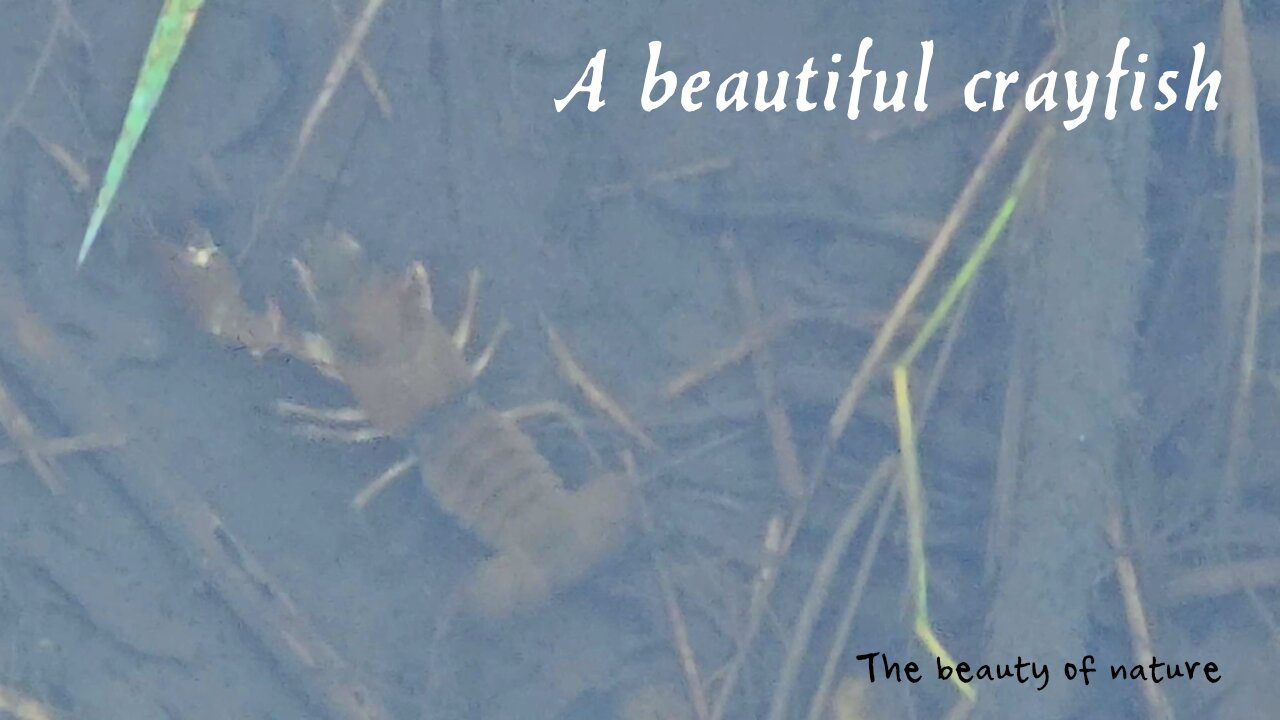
[[0, 1, 1271, 718]]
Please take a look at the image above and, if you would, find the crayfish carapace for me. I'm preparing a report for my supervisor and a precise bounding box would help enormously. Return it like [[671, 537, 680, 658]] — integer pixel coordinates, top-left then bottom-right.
[[154, 224, 636, 618], [285, 227, 637, 619]]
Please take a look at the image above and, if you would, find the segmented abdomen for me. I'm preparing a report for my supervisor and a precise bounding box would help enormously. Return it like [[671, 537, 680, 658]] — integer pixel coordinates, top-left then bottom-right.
[[299, 227, 634, 618], [412, 394, 634, 619], [419, 398, 566, 551]]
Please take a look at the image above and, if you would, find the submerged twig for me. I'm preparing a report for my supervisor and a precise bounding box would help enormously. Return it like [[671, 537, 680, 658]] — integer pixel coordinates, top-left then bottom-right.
[[27, 126, 91, 194], [544, 319, 657, 450], [987, 340, 1025, 577], [294, 0, 388, 172], [1217, 0, 1265, 502], [0, 431, 125, 467], [0, 367, 68, 495], [805, 460, 898, 720], [247, 0, 389, 260], [664, 307, 899, 400], [720, 233, 804, 499], [623, 451, 711, 720], [0, 0, 65, 143], [329, 0, 393, 119], [1106, 502, 1174, 720], [588, 157, 733, 201], [710, 511, 788, 720], [769, 460, 892, 720], [665, 311, 796, 400]]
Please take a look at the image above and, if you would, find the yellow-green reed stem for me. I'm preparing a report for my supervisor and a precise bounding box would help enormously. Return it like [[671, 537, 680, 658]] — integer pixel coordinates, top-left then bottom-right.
[[893, 365, 974, 701], [890, 126, 1053, 703], [78, 0, 205, 268], [898, 126, 1053, 368]]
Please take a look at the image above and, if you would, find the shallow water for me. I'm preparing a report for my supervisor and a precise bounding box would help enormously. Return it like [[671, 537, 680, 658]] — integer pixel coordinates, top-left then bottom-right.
[[0, 1, 1270, 719]]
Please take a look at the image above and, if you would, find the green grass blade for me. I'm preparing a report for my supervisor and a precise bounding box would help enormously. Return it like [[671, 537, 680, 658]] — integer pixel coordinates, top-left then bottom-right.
[[77, 0, 205, 268], [898, 126, 1053, 368]]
